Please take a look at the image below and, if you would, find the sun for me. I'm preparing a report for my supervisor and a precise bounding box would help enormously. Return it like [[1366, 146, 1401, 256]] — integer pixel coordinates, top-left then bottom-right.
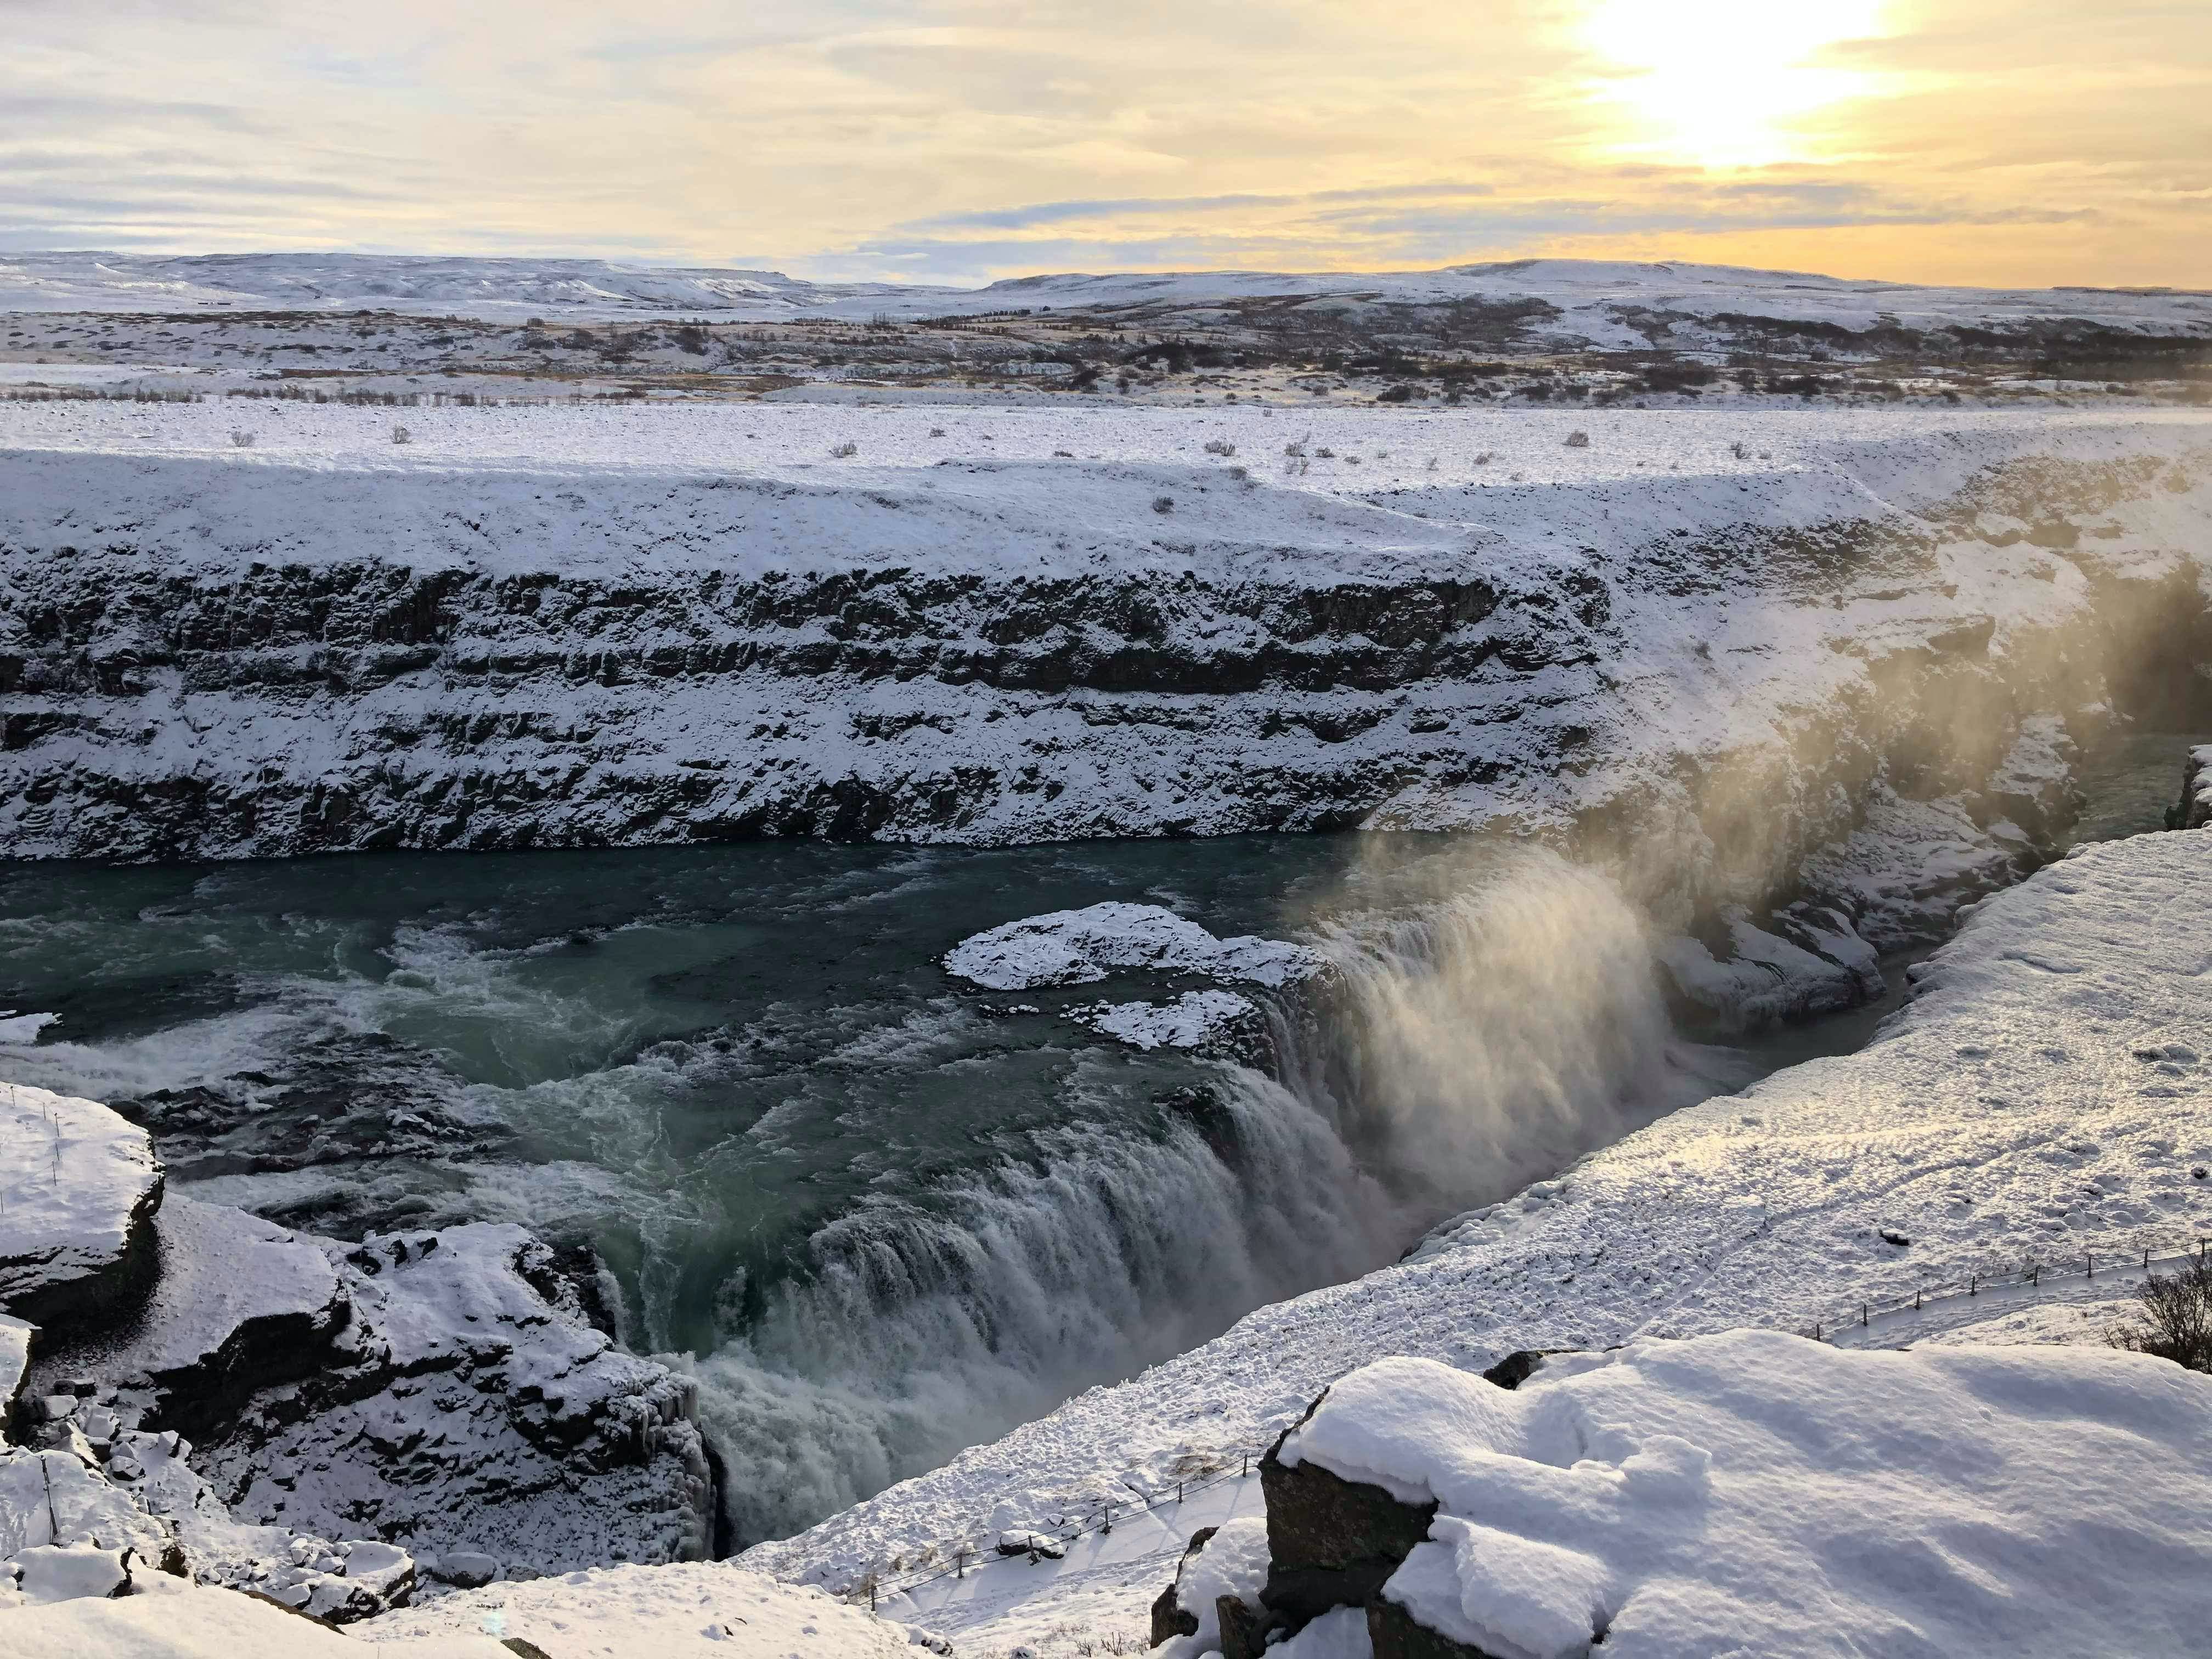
[[1581, 0, 1887, 168]]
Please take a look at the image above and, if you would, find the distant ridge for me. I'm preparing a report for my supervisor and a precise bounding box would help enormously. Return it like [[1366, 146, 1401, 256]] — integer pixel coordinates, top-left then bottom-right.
[[2, 252, 2208, 345]]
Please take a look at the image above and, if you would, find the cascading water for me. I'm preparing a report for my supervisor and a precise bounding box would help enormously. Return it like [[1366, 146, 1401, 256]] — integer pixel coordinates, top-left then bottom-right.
[[0, 832, 1867, 1548], [1279, 844, 1754, 1212], [680, 1069, 1397, 1543]]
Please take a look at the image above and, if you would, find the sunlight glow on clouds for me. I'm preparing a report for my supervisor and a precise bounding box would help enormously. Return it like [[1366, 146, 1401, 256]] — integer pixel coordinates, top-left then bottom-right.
[[1581, 0, 1889, 167], [0, 0, 2203, 287]]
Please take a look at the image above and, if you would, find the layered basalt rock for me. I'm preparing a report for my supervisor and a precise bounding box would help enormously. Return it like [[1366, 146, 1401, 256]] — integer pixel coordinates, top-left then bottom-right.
[[4, 433, 2208, 921]]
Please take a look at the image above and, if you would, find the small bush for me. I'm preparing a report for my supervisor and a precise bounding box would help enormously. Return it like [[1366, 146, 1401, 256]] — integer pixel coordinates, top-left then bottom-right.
[[2108, 1255, 2212, 1372], [1152, 495, 1175, 514], [1283, 440, 1306, 458], [1052, 449, 1074, 458], [829, 441, 858, 458], [1564, 430, 1590, 448], [1471, 450, 1494, 465], [929, 427, 946, 437], [1729, 441, 1749, 460], [230, 430, 255, 447], [392, 424, 413, 445], [1203, 439, 1236, 456], [1314, 445, 1335, 459]]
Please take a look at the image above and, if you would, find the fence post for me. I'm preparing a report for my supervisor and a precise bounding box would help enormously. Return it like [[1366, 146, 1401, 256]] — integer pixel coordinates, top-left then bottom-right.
[[870, 1581, 877, 1613], [2087, 1252, 2094, 1280], [2030, 1266, 2038, 1286], [1243, 1452, 1250, 1478], [1913, 1288, 1921, 1310], [1860, 1302, 1867, 1328], [1177, 1481, 1184, 1505], [1970, 1274, 1977, 1296], [1814, 1319, 1821, 1340], [1103, 1503, 1113, 1536], [2143, 1249, 2150, 1271], [956, 1547, 967, 1581]]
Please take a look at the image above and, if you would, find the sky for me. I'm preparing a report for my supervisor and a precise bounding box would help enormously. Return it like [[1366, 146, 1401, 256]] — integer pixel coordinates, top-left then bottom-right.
[[3, 0, 2207, 289]]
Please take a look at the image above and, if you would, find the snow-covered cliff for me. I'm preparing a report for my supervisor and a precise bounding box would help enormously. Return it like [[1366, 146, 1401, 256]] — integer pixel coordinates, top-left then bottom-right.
[[4, 409, 2208, 932]]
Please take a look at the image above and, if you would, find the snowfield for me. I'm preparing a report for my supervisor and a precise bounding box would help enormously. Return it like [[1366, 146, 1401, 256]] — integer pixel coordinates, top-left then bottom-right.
[[742, 826, 2212, 1652], [1261, 1334, 2212, 1658]]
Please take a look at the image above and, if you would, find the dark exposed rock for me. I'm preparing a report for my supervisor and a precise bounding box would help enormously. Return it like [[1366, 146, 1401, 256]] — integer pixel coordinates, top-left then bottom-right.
[[1368, 1595, 1503, 1658], [1480, 1350, 1545, 1390], [1149, 1525, 1215, 1644], [1216, 1592, 1267, 1659], [1260, 1406, 1436, 1620], [30, 1197, 351, 1444]]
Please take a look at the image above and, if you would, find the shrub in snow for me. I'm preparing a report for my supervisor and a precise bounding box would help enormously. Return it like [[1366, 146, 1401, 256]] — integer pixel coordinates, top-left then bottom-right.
[[1153, 496, 1175, 514], [1564, 430, 1590, 448], [1204, 439, 1237, 456], [829, 441, 858, 458], [391, 425, 411, 445], [2108, 1254, 2212, 1372], [228, 430, 254, 448]]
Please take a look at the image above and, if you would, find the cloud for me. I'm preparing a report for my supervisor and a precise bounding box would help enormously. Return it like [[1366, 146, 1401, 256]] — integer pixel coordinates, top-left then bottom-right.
[[0, 0, 2201, 286]]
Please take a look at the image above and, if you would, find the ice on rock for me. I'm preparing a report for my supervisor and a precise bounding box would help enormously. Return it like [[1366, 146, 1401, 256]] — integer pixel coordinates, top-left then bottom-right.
[[1071, 989, 1263, 1052], [0, 1084, 163, 1329], [946, 902, 1321, 991]]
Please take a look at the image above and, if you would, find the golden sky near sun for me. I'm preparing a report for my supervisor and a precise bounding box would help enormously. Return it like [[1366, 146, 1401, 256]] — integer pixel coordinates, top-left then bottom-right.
[[2, 0, 2205, 286]]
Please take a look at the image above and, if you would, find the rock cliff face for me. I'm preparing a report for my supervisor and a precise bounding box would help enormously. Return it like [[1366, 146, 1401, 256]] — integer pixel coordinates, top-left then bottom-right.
[[4, 424, 2208, 913], [3, 1089, 715, 1618]]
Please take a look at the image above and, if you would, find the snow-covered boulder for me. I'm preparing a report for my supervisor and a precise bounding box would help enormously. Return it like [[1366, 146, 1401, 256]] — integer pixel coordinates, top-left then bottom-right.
[[173, 1223, 713, 1578], [356, 1559, 919, 1655], [2172, 742, 2212, 830], [50, 1197, 349, 1441], [1, 1314, 30, 1439], [0, 1445, 182, 1611], [0, 1085, 162, 1330], [1268, 1333, 2212, 1657], [945, 902, 1321, 991], [1150, 1516, 1271, 1655]]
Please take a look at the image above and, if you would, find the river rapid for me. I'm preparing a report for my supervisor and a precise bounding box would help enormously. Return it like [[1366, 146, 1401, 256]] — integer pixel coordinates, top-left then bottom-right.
[[0, 731, 2194, 1544]]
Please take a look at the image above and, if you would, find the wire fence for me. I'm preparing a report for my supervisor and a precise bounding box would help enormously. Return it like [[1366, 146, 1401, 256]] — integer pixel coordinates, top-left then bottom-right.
[[836, 1233, 2212, 1612], [1795, 1231, 2212, 1344]]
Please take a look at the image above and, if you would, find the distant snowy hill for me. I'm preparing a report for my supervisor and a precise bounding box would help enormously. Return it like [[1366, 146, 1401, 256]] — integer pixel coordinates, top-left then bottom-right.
[[3, 251, 2207, 347]]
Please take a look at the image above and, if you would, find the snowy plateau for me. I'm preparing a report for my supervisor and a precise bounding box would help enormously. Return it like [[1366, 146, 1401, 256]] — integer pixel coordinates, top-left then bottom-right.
[[5, 256, 2212, 1657]]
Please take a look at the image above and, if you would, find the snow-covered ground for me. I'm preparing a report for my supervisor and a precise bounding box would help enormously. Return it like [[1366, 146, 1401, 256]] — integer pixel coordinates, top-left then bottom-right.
[[1, 392, 2203, 491], [740, 826, 2212, 1653]]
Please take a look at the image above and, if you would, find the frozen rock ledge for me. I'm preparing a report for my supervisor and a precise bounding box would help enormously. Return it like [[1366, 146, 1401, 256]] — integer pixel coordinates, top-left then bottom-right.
[[0, 1084, 163, 1330], [0, 1085, 715, 1629], [946, 901, 1322, 991]]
